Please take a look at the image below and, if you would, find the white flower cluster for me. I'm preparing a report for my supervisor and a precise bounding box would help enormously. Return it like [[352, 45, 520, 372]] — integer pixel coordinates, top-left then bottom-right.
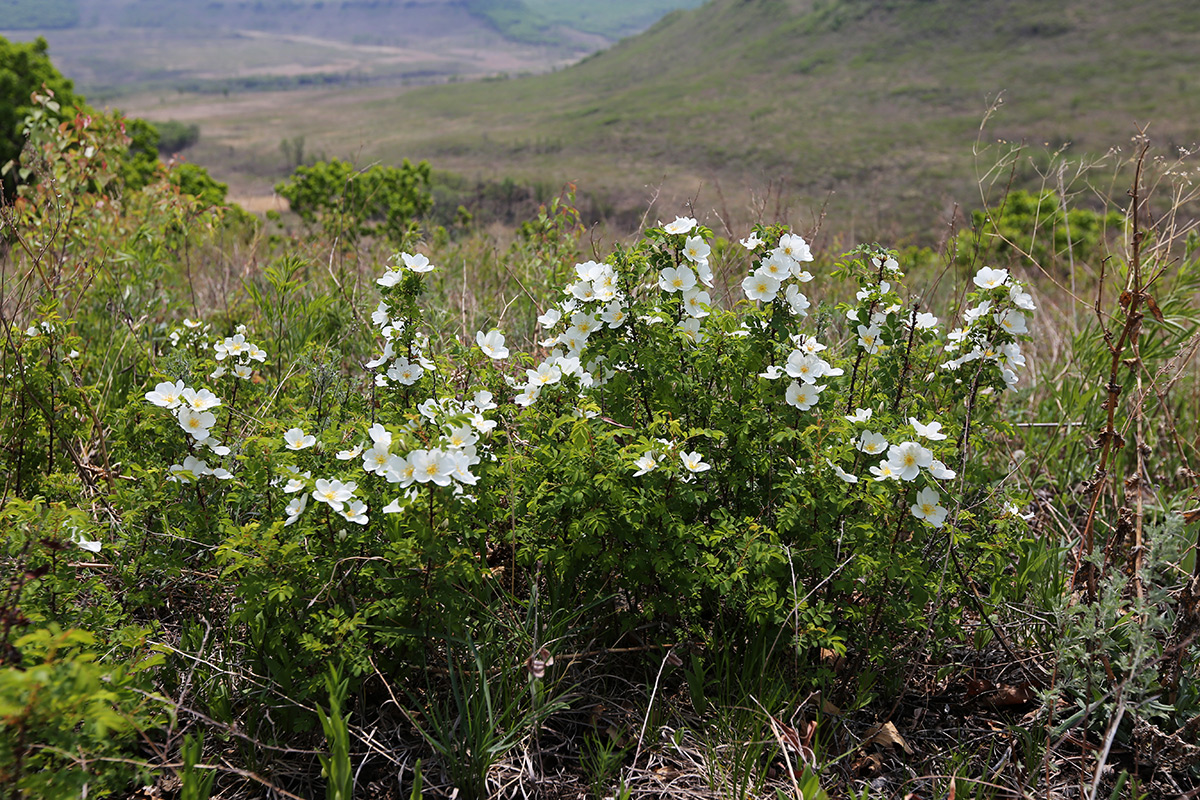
[[632, 437, 711, 482], [281, 388, 501, 527], [767, 334, 844, 413], [270, 251, 504, 528], [166, 317, 209, 348], [281, 471, 366, 527], [211, 325, 267, 380], [829, 411, 958, 527], [741, 232, 814, 316], [168, 454, 233, 483], [942, 266, 1036, 390], [656, 218, 716, 343], [24, 319, 55, 337], [368, 251, 438, 387], [379, 394, 497, 504], [509, 259, 629, 408], [146, 380, 222, 441], [145, 379, 235, 477], [366, 309, 433, 387], [840, 252, 937, 357], [376, 251, 435, 287]]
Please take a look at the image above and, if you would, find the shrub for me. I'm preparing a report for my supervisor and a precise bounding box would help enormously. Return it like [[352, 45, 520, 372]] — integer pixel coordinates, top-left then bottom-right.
[[275, 157, 434, 249]]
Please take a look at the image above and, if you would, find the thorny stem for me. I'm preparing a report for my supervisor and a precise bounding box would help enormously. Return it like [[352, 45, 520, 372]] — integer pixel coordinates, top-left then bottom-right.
[[844, 255, 889, 413], [855, 505, 909, 671], [1077, 137, 1151, 604], [891, 301, 921, 414], [223, 378, 240, 442]]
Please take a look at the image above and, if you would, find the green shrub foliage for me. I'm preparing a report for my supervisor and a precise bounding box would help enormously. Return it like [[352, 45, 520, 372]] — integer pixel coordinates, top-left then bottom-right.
[[275, 156, 434, 248]]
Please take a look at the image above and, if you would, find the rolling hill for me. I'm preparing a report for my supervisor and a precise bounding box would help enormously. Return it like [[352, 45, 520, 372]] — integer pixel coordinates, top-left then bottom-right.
[[383, 0, 1200, 231], [1, 0, 706, 94], [115, 0, 1200, 239]]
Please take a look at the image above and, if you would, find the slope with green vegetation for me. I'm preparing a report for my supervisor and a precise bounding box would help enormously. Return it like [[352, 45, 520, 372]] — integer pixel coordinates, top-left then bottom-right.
[[524, 0, 708, 37], [7, 0, 707, 97], [322, 0, 1199, 236], [468, 0, 709, 42], [0, 0, 79, 30]]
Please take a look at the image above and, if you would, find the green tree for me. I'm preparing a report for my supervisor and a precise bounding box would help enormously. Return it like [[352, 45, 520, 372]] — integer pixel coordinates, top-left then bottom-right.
[[120, 116, 162, 192], [0, 35, 81, 198], [275, 157, 433, 248]]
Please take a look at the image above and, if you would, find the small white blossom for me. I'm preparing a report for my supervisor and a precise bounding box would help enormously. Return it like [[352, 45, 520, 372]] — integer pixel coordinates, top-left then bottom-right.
[[857, 431, 888, 455], [472, 390, 497, 411], [410, 449, 454, 486], [476, 329, 509, 360], [680, 451, 710, 473], [284, 427, 316, 450], [146, 380, 186, 409], [384, 454, 416, 487], [845, 408, 873, 423], [663, 216, 697, 235], [742, 273, 781, 303], [785, 381, 824, 411], [994, 309, 1028, 335], [312, 478, 357, 511], [870, 460, 898, 481], [929, 459, 957, 480], [284, 493, 307, 526], [70, 530, 102, 553], [632, 451, 658, 476], [827, 459, 858, 484], [857, 324, 882, 354], [600, 300, 629, 328], [740, 231, 764, 249], [909, 418, 948, 441], [973, 266, 1009, 289], [514, 384, 541, 407], [336, 444, 363, 461], [340, 499, 369, 525], [659, 266, 697, 294], [182, 388, 222, 411], [886, 441, 933, 481], [784, 284, 810, 317], [776, 233, 813, 263], [678, 317, 706, 345], [177, 408, 216, 441], [758, 253, 793, 281], [1010, 284, 1037, 310], [759, 365, 785, 380], [912, 312, 938, 330], [683, 235, 711, 264], [911, 487, 947, 527], [400, 252, 434, 273], [527, 361, 562, 387], [387, 360, 424, 386]]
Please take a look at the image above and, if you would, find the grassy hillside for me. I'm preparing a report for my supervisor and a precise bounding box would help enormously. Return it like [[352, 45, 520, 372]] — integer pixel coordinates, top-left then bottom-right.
[[0, 0, 79, 29], [511, 0, 709, 39], [301, 0, 1200, 234], [467, 0, 710, 44], [116, 0, 1200, 239], [12, 0, 704, 97]]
